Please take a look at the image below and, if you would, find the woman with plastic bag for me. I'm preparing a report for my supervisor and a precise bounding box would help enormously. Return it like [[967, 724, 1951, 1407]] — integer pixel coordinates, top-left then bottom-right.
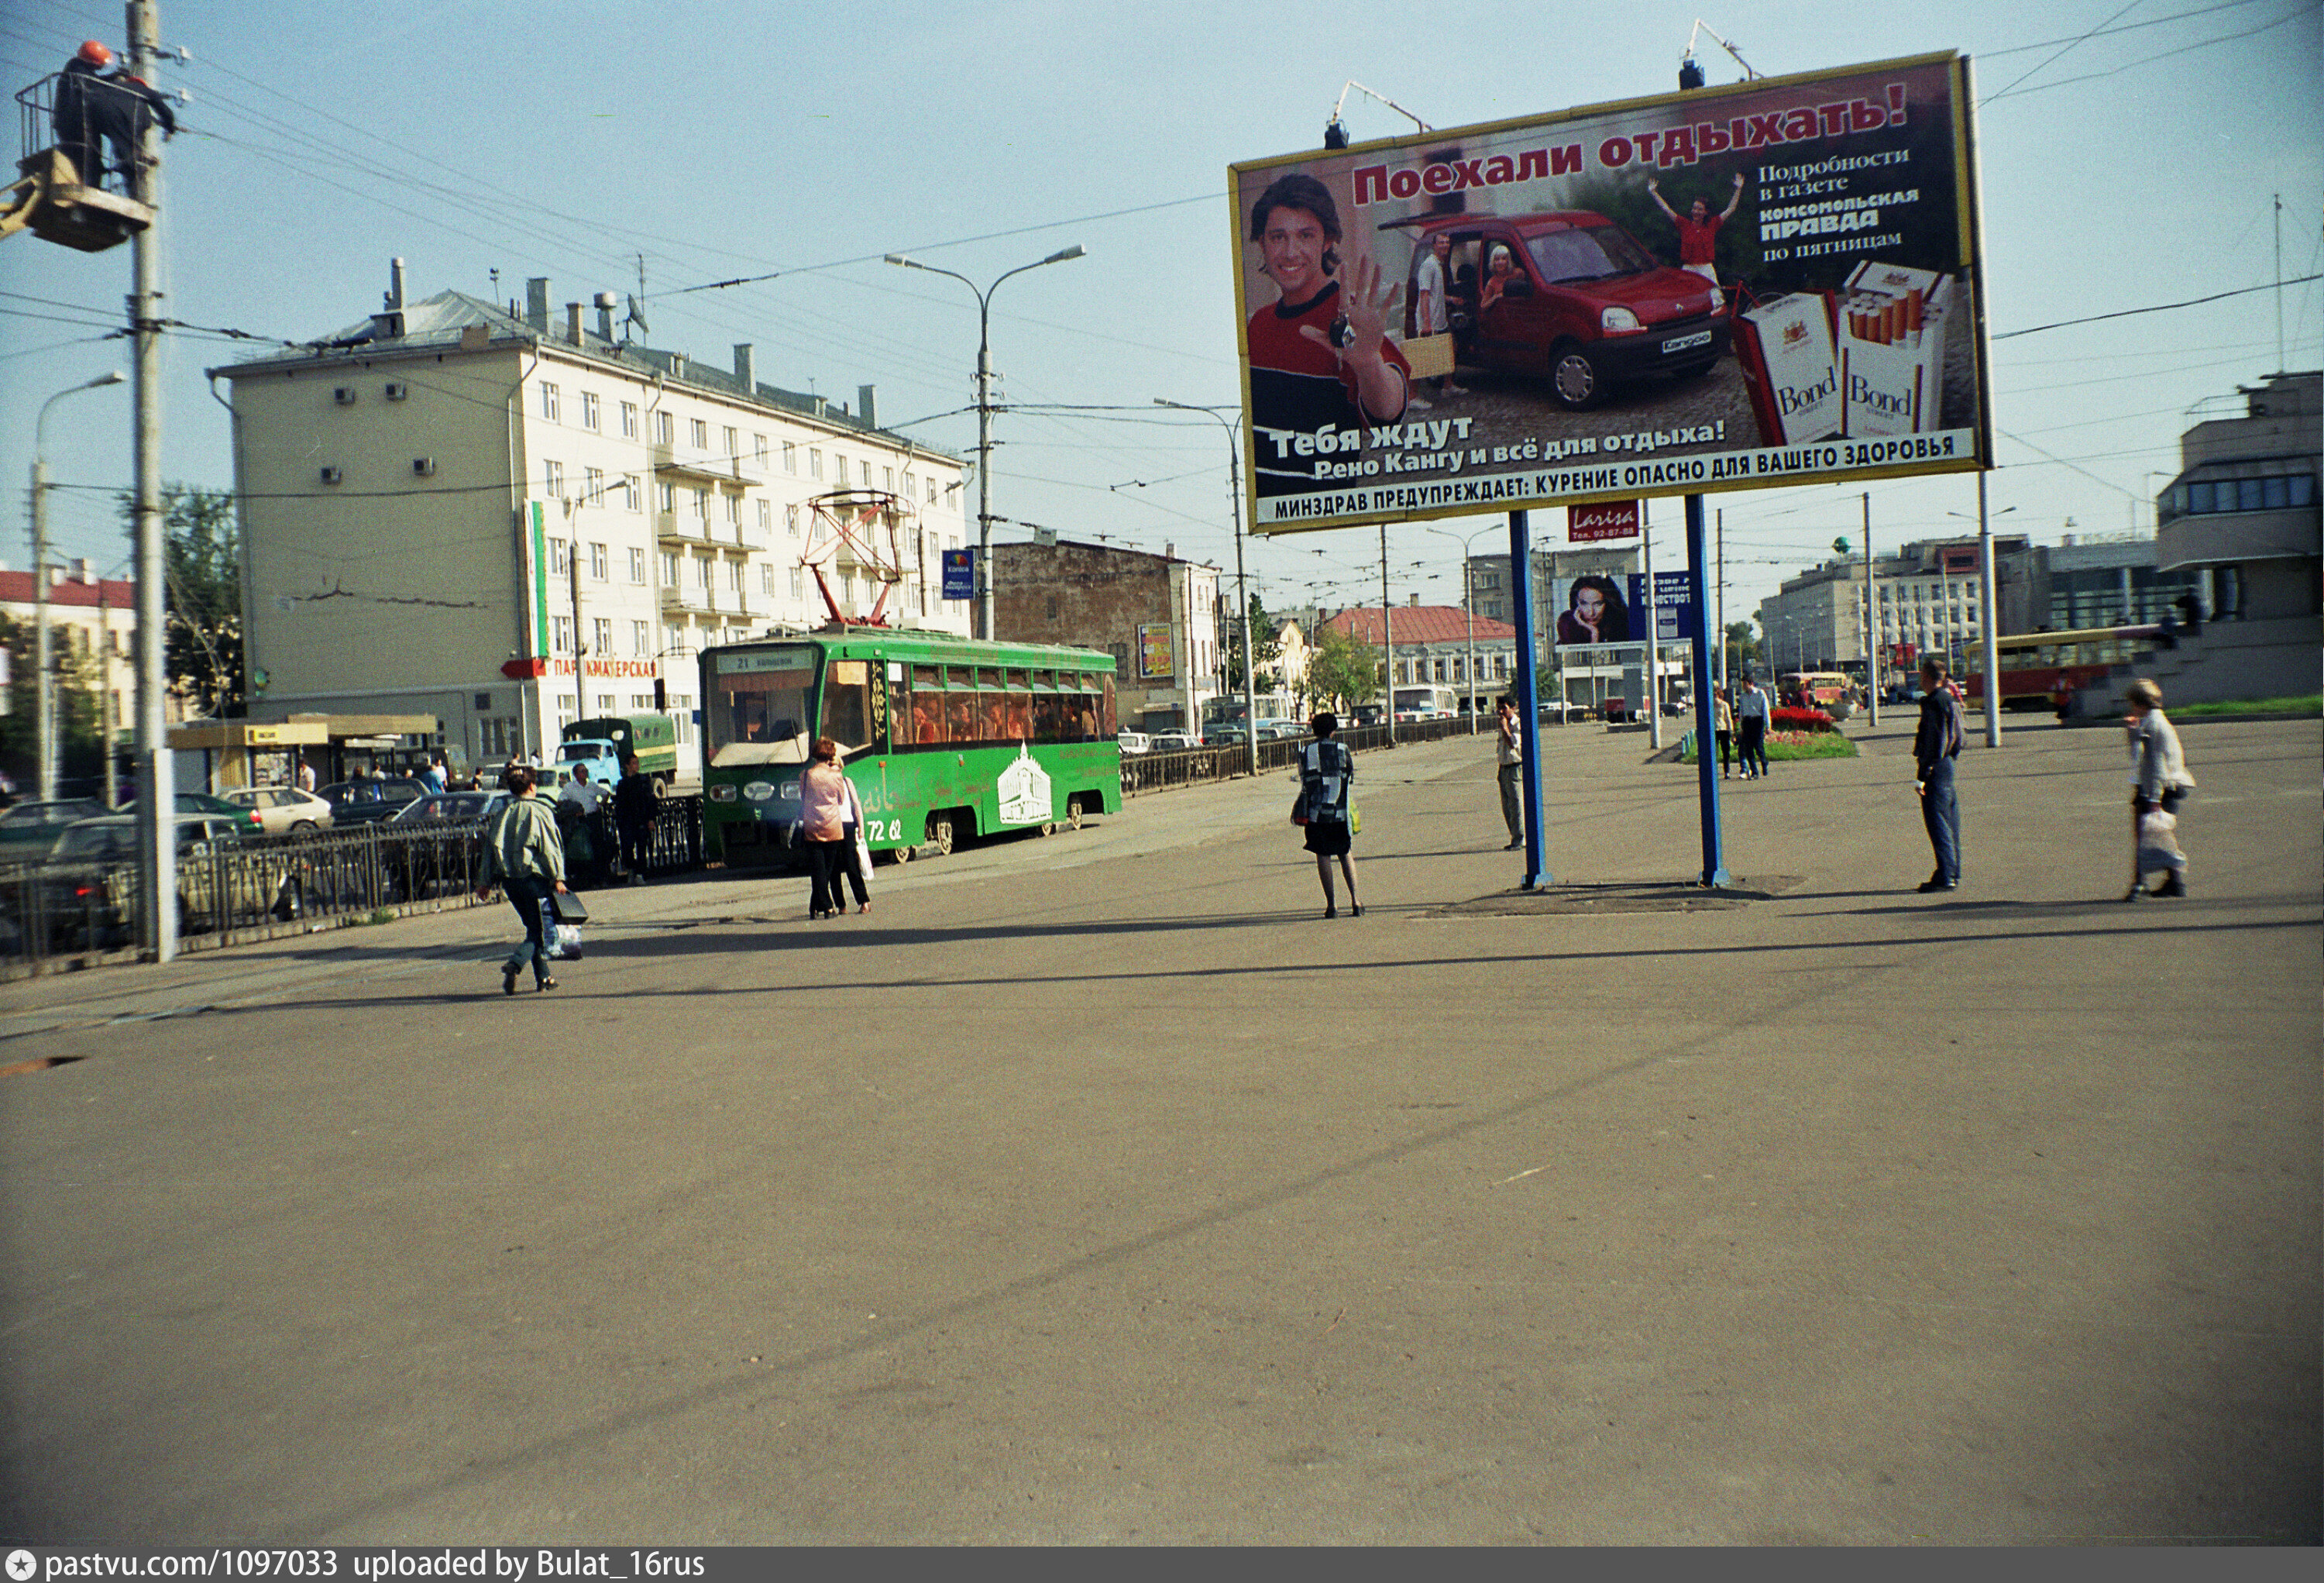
[[796, 738, 858, 921], [2123, 678, 2195, 900], [480, 763, 570, 991]]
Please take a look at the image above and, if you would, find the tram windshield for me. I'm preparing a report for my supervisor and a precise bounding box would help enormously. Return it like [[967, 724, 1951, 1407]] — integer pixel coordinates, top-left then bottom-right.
[[707, 645, 818, 767]]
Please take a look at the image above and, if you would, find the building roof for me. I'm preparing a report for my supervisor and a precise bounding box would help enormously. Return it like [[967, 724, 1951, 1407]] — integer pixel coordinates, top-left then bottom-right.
[[211, 287, 956, 459], [0, 570, 136, 609], [1321, 605, 1518, 645]]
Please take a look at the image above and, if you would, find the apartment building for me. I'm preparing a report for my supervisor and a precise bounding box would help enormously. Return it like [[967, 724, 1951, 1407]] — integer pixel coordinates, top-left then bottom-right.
[[990, 539, 1221, 732], [214, 262, 970, 777]]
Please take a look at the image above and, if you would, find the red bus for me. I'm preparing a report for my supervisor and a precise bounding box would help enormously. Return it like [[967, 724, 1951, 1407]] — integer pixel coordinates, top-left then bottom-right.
[[1963, 625, 2160, 713]]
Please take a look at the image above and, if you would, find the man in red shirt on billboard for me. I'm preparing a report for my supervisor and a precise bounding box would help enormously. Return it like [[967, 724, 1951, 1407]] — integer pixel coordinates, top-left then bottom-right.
[[1646, 170, 1744, 307], [1245, 171, 1410, 497]]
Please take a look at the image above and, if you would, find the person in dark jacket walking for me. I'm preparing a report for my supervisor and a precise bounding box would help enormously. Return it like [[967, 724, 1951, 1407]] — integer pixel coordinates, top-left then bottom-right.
[[1913, 656, 1965, 892], [612, 752, 658, 886]]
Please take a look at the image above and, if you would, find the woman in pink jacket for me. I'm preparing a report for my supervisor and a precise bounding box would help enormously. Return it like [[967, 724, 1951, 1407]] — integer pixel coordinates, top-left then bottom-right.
[[796, 738, 859, 921]]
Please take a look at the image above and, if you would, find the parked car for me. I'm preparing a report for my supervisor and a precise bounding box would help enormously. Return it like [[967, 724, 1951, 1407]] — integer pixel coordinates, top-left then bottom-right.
[[389, 790, 510, 825], [1256, 719, 1307, 741], [219, 786, 335, 837], [116, 791, 268, 838], [318, 778, 428, 825], [380, 790, 511, 898], [41, 813, 300, 948], [1390, 209, 1730, 410], [1202, 725, 1253, 749], [0, 798, 101, 848], [1147, 731, 1199, 752], [1115, 731, 1152, 755]]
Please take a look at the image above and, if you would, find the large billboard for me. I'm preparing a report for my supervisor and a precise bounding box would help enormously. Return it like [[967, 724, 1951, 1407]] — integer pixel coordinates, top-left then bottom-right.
[[1231, 52, 1989, 535]]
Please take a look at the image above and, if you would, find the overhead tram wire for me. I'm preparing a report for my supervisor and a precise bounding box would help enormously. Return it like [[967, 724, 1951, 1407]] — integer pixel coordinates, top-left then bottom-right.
[[1981, 2, 2319, 101]]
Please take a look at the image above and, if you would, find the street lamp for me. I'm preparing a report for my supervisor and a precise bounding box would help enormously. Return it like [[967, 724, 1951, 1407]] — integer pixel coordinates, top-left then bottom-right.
[[30, 370, 127, 800], [1423, 523, 1496, 731], [886, 245, 1086, 641], [1153, 398, 1255, 776]]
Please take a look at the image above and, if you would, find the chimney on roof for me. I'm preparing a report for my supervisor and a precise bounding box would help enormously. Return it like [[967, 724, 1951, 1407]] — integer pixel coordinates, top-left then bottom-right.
[[857, 384, 877, 429], [566, 302, 585, 345], [1165, 542, 1175, 560], [74, 558, 95, 585], [595, 291, 618, 342], [371, 255, 408, 340], [1408, 593, 1419, 607], [388, 256, 406, 312], [734, 344, 755, 392], [525, 278, 550, 333]]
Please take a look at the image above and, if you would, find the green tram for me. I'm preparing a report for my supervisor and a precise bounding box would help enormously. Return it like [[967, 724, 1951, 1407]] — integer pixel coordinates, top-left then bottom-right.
[[699, 628, 1122, 865]]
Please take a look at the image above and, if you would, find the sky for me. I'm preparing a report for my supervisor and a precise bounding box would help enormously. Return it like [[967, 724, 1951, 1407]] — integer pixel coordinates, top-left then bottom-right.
[[1, 0, 2317, 635]]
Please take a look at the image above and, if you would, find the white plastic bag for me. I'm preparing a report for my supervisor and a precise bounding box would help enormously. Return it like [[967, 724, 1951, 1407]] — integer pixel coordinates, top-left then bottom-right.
[[2136, 809, 2183, 873]]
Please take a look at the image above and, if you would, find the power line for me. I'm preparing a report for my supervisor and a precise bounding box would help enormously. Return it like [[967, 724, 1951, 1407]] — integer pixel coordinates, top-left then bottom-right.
[[1996, 276, 2323, 339]]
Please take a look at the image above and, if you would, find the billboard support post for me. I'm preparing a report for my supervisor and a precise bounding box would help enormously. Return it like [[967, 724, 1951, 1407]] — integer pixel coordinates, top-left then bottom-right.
[[1508, 509, 1551, 889], [1685, 493, 1730, 887], [1862, 492, 1879, 727], [1642, 508, 1662, 748], [1976, 471, 2002, 747]]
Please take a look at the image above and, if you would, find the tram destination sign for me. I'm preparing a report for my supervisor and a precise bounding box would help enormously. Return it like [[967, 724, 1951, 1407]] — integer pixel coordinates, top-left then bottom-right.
[[1229, 51, 1990, 535]]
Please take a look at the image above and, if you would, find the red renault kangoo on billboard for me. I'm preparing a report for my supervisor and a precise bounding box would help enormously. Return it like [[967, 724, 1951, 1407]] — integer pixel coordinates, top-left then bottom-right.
[[1392, 211, 1729, 411]]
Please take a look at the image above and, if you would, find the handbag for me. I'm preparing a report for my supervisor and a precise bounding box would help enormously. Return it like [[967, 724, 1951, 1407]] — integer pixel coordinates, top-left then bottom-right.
[[1402, 332, 1456, 379], [549, 890, 589, 924], [1290, 791, 1309, 826]]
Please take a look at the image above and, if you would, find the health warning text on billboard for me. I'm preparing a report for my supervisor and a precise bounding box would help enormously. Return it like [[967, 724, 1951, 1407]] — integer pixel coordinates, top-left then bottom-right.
[[1229, 52, 1988, 535]]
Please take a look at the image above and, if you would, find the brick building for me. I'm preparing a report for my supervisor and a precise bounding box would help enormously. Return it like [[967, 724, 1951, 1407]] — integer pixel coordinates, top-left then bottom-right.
[[1317, 601, 1520, 712], [990, 540, 1221, 732]]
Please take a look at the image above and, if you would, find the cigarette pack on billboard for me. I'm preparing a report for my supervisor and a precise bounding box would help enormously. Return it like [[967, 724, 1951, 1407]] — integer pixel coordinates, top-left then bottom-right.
[[1734, 292, 1842, 447], [1839, 260, 1952, 439]]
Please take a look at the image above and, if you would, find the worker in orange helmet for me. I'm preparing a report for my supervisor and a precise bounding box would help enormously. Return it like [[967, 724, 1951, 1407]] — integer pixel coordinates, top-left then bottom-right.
[[50, 37, 174, 192]]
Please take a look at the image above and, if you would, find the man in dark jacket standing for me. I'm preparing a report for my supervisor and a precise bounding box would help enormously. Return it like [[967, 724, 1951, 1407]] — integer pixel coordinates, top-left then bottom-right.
[[1913, 656, 1965, 892], [613, 752, 658, 886]]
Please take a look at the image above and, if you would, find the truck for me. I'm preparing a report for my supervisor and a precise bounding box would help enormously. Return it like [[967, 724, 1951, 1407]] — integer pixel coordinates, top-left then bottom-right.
[[559, 714, 679, 792]]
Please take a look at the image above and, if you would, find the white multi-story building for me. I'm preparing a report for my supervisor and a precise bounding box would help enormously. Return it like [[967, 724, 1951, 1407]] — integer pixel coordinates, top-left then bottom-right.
[[214, 263, 971, 778]]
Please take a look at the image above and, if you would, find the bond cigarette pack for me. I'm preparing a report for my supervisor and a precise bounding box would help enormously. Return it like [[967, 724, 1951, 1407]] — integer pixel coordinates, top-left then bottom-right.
[[1734, 292, 1842, 447], [1839, 261, 1952, 438]]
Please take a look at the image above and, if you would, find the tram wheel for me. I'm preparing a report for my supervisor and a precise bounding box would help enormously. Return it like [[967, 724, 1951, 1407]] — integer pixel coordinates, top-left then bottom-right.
[[925, 811, 954, 858], [1067, 797, 1085, 831]]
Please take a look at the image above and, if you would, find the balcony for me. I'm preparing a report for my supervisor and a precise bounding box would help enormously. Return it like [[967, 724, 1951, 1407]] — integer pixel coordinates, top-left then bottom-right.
[[651, 439, 727, 480], [736, 451, 769, 485], [659, 583, 755, 621], [656, 511, 706, 544]]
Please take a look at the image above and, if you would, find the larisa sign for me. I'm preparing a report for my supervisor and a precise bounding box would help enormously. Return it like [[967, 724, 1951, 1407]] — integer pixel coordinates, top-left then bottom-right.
[[1230, 51, 1989, 536]]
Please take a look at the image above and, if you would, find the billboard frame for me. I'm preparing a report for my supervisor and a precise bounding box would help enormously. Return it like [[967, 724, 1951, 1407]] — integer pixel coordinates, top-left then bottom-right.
[[1230, 50, 1991, 538]]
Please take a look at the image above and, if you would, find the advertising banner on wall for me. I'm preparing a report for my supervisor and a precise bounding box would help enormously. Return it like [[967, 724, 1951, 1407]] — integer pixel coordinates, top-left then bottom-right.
[[1137, 622, 1176, 680], [1550, 573, 1699, 651], [1231, 51, 1988, 536]]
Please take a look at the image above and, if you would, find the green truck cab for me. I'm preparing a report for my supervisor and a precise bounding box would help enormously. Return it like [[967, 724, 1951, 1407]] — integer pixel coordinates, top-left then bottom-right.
[[559, 714, 679, 793]]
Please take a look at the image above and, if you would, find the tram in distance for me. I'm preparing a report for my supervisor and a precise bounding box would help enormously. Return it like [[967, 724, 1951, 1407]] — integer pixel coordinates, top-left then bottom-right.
[[1961, 623, 2161, 713], [698, 628, 1123, 865]]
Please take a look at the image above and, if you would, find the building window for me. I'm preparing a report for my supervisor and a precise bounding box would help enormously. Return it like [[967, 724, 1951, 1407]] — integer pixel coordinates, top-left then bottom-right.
[[690, 418, 708, 449], [723, 426, 738, 461], [671, 699, 693, 746], [580, 391, 600, 431], [786, 503, 800, 537], [790, 567, 804, 598], [596, 693, 616, 715], [810, 449, 823, 480], [543, 459, 564, 497], [724, 493, 740, 525], [783, 441, 797, 473], [761, 564, 775, 595], [859, 459, 871, 489], [727, 560, 744, 593], [589, 542, 608, 580], [696, 555, 712, 589], [757, 499, 771, 531], [548, 540, 569, 576], [632, 620, 649, 655], [659, 550, 678, 585], [583, 466, 605, 505], [691, 487, 709, 519], [754, 434, 769, 465], [592, 618, 612, 655], [540, 383, 559, 422], [623, 473, 642, 512], [552, 615, 572, 653], [883, 466, 894, 493], [621, 401, 638, 439]]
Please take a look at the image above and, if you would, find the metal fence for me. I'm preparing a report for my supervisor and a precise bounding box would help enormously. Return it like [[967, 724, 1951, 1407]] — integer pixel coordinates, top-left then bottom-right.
[[1119, 715, 1481, 797], [0, 797, 703, 976]]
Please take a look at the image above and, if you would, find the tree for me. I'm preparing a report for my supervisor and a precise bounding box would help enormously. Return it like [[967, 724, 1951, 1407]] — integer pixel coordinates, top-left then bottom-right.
[[1305, 625, 1381, 712], [0, 616, 110, 792], [1724, 619, 1762, 680], [1218, 593, 1282, 697], [123, 485, 242, 718]]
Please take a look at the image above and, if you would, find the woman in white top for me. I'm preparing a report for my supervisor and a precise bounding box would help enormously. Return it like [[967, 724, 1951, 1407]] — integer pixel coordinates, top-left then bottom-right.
[[2124, 678, 2195, 900]]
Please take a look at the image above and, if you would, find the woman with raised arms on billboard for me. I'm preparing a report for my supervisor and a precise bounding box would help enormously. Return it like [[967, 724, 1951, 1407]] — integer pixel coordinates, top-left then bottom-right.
[[1556, 576, 1631, 645], [1245, 171, 1410, 497]]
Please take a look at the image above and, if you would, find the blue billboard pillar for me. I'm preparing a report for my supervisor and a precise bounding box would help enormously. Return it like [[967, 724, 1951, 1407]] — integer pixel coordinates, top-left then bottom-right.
[[1508, 509, 1553, 889], [1685, 493, 1731, 886]]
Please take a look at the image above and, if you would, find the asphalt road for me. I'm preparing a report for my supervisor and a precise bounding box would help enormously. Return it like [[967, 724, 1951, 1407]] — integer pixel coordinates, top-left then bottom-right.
[[2, 714, 2315, 1543]]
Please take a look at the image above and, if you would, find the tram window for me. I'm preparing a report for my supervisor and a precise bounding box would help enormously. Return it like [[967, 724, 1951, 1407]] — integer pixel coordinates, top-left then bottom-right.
[[706, 652, 816, 767], [1098, 673, 1118, 736], [910, 666, 943, 743], [820, 659, 875, 756], [977, 690, 1008, 740], [944, 686, 978, 742], [1032, 679, 1061, 743], [1004, 670, 1033, 739]]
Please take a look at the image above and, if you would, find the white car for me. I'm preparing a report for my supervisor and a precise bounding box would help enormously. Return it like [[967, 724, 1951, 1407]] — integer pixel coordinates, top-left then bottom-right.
[[1147, 731, 1199, 752], [222, 785, 335, 836], [1115, 731, 1152, 755]]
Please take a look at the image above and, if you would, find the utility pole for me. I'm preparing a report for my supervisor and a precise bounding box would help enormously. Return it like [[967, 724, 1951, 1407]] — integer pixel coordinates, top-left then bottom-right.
[[129, 0, 174, 961], [1378, 525, 1394, 742], [1715, 508, 1726, 695], [1862, 492, 1879, 729], [1642, 504, 1662, 749], [1975, 472, 2002, 747]]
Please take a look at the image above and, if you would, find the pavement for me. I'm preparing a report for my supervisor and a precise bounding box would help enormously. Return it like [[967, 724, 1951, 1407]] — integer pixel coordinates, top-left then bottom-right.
[[2, 712, 2316, 1544]]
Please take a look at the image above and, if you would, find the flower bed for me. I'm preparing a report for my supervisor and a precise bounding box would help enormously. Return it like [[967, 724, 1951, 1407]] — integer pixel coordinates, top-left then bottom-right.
[[1771, 705, 1840, 734]]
